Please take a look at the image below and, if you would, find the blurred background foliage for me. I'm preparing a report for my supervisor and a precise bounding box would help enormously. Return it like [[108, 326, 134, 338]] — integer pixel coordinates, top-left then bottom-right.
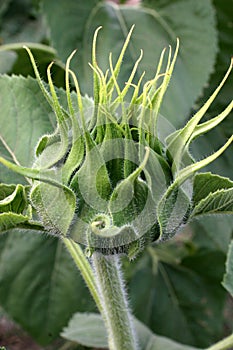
[[0, 0, 232, 349]]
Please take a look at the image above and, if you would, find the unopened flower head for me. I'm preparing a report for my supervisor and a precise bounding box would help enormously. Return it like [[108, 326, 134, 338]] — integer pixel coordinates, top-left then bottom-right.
[[0, 26, 232, 258]]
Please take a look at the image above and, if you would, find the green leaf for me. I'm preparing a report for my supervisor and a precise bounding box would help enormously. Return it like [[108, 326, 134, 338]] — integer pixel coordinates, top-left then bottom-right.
[[0, 50, 17, 74], [0, 230, 95, 345], [194, 0, 233, 122], [41, 0, 217, 126], [0, 0, 46, 44], [0, 75, 56, 184], [191, 216, 233, 254], [0, 0, 10, 16], [61, 312, 201, 350], [0, 74, 92, 183], [192, 188, 233, 217], [181, 249, 226, 283], [193, 173, 233, 206], [0, 211, 31, 232], [222, 240, 233, 297], [0, 43, 65, 87], [41, 0, 99, 66], [0, 184, 28, 214], [191, 172, 233, 217], [0, 184, 31, 232], [191, 0, 233, 179], [129, 249, 226, 348], [61, 313, 107, 348]]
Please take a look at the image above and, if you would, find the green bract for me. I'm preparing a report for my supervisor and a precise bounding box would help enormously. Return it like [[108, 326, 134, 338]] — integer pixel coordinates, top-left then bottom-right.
[[0, 27, 232, 257]]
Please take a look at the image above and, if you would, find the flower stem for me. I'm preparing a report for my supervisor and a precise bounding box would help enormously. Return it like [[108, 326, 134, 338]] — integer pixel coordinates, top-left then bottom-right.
[[91, 252, 138, 350], [206, 334, 233, 350], [63, 238, 137, 349]]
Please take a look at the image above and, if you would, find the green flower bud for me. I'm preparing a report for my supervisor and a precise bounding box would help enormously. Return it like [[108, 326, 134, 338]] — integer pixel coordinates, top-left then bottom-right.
[[0, 27, 232, 257]]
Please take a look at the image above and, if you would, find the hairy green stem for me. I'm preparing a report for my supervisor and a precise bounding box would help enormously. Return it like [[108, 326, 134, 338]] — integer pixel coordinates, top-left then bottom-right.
[[206, 333, 233, 350], [62, 238, 137, 349], [91, 252, 138, 350]]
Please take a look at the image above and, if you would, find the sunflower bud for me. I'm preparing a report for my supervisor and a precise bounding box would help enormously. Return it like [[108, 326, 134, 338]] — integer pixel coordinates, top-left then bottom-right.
[[1, 27, 232, 258]]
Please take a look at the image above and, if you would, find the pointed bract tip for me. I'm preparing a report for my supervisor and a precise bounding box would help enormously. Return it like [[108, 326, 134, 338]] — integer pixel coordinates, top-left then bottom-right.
[[95, 26, 102, 33], [23, 46, 32, 55], [47, 61, 55, 70], [128, 25, 135, 37], [67, 49, 77, 62]]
